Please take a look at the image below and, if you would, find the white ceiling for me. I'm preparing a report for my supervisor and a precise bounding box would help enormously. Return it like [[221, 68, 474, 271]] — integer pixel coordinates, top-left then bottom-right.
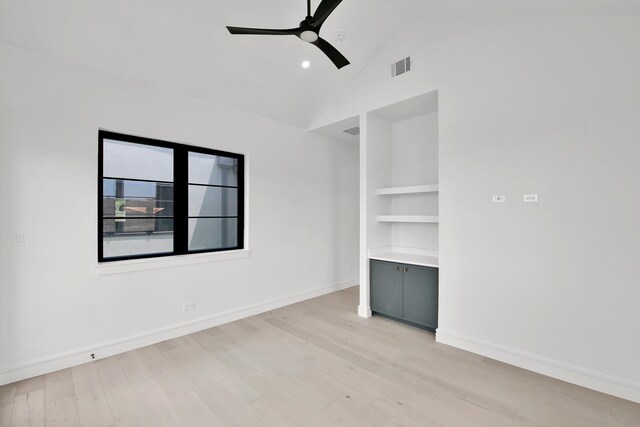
[[313, 115, 360, 143], [2, 0, 639, 129], [390, 0, 640, 22]]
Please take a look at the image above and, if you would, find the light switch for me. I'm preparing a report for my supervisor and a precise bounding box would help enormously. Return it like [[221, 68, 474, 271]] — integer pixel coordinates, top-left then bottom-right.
[[523, 194, 539, 203], [492, 195, 506, 203], [14, 233, 25, 246]]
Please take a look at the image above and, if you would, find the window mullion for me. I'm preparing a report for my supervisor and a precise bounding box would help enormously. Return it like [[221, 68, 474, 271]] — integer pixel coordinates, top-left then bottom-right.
[[174, 147, 189, 255], [98, 137, 105, 261], [237, 157, 245, 249]]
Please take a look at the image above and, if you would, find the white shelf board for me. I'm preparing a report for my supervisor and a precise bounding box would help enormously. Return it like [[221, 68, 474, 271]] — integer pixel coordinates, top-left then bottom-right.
[[369, 252, 439, 268], [377, 184, 439, 195], [377, 215, 439, 223]]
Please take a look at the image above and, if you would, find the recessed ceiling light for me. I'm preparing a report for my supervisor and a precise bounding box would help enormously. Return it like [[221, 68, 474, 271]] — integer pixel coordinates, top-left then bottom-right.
[[301, 60, 310, 69]]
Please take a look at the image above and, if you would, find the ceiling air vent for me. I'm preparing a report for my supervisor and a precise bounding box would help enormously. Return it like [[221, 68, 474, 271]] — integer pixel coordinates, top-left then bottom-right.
[[342, 126, 360, 136], [391, 56, 411, 78]]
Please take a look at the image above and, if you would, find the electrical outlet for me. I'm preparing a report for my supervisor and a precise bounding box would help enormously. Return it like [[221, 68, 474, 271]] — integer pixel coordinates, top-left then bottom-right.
[[492, 195, 506, 203], [523, 194, 539, 203], [183, 302, 195, 311]]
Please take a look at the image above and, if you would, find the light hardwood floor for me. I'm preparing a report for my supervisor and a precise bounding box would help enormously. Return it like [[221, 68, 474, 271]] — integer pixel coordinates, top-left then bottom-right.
[[1, 286, 639, 426]]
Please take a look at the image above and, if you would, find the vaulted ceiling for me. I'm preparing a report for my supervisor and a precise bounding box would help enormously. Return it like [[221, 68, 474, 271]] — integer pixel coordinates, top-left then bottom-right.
[[2, 0, 639, 128]]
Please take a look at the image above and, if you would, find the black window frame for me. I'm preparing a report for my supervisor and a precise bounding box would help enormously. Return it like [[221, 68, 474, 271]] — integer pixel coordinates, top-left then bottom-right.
[[98, 130, 245, 262]]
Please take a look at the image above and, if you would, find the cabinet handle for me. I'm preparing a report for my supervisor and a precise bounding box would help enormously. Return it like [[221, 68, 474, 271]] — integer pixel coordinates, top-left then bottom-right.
[[404, 267, 409, 273], [395, 266, 400, 272]]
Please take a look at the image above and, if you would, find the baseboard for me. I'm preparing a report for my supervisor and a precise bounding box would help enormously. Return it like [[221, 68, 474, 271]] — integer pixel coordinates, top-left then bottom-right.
[[436, 329, 640, 404], [0, 279, 357, 386], [358, 305, 372, 318]]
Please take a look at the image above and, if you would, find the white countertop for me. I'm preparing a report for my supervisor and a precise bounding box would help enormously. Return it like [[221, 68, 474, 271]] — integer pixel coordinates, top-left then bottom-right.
[[369, 252, 439, 268]]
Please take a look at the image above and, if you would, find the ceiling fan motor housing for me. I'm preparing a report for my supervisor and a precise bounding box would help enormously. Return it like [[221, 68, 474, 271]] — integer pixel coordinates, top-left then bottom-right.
[[301, 30, 319, 42]]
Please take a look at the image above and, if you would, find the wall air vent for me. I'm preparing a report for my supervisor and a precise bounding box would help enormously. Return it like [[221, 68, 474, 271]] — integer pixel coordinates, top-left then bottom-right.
[[391, 56, 411, 78], [342, 126, 360, 136]]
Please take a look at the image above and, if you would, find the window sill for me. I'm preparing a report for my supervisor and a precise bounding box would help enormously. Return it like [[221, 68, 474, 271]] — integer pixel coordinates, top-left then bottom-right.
[[94, 249, 252, 276]]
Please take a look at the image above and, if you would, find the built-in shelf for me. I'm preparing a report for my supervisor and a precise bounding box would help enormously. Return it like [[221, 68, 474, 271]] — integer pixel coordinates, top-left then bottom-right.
[[377, 215, 439, 223], [355, 91, 440, 321], [377, 184, 439, 196], [369, 252, 439, 268]]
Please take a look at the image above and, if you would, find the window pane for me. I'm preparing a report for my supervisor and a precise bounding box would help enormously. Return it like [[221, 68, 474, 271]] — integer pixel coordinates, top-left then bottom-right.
[[103, 139, 173, 182], [188, 218, 238, 251], [103, 179, 116, 197], [103, 217, 173, 234], [188, 185, 237, 217], [103, 179, 173, 217], [102, 218, 173, 258], [189, 152, 238, 186]]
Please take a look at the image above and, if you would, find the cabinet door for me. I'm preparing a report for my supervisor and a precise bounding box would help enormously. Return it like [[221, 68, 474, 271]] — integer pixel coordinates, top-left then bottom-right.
[[370, 260, 403, 319], [403, 265, 438, 330]]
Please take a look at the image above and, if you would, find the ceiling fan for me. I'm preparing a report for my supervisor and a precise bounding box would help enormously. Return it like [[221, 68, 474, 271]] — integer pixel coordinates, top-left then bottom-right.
[[226, 0, 350, 69]]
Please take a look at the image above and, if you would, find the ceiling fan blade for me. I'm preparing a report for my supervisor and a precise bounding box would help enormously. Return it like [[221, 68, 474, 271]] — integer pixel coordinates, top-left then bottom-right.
[[312, 0, 343, 28], [311, 37, 350, 69], [227, 26, 299, 36]]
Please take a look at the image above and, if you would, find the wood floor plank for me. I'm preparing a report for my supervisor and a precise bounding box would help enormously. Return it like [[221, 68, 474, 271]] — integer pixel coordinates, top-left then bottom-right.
[[15, 378, 44, 397], [130, 344, 195, 400], [71, 362, 114, 427], [219, 322, 315, 377], [140, 333, 255, 424], [43, 371, 74, 404], [184, 337, 262, 407], [293, 367, 393, 427], [263, 316, 384, 373], [44, 396, 78, 427], [246, 399, 300, 427], [93, 357, 154, 426], [0, 403, 13, 427], [158, 337, 266, 426], [116, 351, 182, 427], [10, 389, 44, 427], [0, 384, 16, 406], [246, 371, 352, 427], [308, 343, 503, 426], [42, 369, 77, 427], [169, 390, 225, 427], [189, 329, 258, 380]]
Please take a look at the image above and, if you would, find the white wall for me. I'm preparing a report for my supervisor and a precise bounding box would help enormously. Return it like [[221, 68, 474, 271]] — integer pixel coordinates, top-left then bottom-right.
[[317, 15, 640, 402], [391, 113, 439, 188], [390, 112, 439, 251], [358, 112, 392, 317], [365, 113, 393, 251], [0, 44, 359, 384]]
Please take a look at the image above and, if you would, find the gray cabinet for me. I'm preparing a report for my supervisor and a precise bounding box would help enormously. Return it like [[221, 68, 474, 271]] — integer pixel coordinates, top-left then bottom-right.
[[370, 261, 404, 318], [370, 259, 438, 331], [403, 265, 438, 330]]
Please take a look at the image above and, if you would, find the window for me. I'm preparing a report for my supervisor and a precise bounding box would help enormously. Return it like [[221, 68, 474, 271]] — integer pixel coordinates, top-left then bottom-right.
[[98, 131, 244, 262]]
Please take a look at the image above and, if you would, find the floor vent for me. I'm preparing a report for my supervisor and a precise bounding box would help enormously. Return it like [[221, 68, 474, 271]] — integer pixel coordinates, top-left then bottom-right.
[[391, 57, 411, 78], [342, 126, 360, 136]]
